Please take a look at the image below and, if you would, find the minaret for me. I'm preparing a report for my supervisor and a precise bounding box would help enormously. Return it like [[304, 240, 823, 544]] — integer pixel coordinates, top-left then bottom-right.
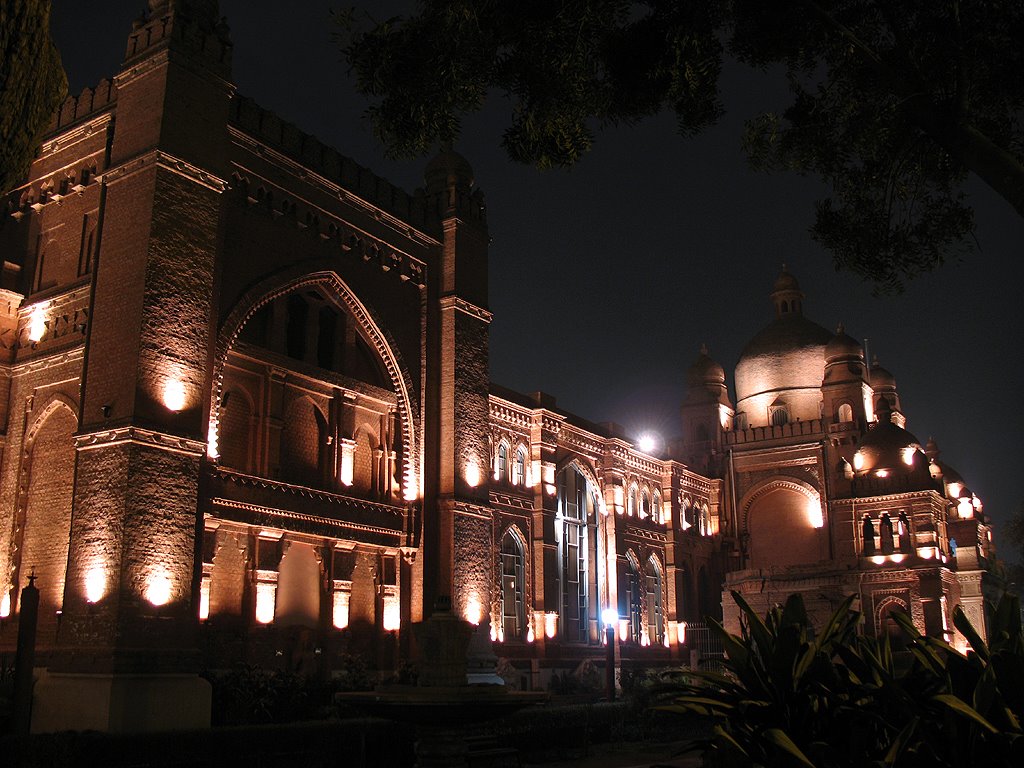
[[679, 344, 733, 472], [36, 0, 232, 732], [421, 148, 492, 624]]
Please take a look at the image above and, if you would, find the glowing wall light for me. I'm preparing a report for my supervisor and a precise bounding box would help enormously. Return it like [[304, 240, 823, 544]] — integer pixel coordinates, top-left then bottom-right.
[[853, 452, 865, 471], [464, 460, 481, 488], [807, 500, 824, 529], [163, 378, 187, 412], [255, 582, 277, 624], [637, 433, 658, 454], [0, 590, 10, 618], [618, 619, 629, 642], [206, 422, 220, 460], [526, 625, 535, 643], [677, 621, 687, 645], [544, 611, 558, 639], [199, 575, 211, 620], [917, 546, 938, 560], [382, 591, 401, 631], [28, 305, 47, 343], [946, 482, 963, 500], [339, 441, 355, 487], [875, 469, 889, 478], [957, 498, 974, 519], [146, 570, 173, 606], [490, 624, 498, 642], [901, 446, 917, 466], [465, 593, 482, 625], [85, 566, 106, 603], [332, 589, 350, 629]]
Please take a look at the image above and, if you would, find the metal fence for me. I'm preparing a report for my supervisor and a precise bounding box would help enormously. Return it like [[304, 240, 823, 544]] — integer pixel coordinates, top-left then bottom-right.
[[685, 621, 726, 672]]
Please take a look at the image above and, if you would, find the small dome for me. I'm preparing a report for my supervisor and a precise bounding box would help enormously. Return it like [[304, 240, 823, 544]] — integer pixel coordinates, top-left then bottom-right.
[[852, 403, 927, 477], [871, 359, 896, 389], [688, 344, 725, 386], [773, 270, 800, 293], [425, 147, 474, 193], [825, 324, 863, 361]]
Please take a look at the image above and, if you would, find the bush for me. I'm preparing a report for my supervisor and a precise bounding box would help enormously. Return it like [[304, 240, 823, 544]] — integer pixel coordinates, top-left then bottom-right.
[[667, 591, 1024, 767]]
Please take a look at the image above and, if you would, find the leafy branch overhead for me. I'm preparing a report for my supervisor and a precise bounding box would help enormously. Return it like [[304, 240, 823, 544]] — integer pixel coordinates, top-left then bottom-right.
[[341, 1, 1024, 292], [0, 0, 68, 194]]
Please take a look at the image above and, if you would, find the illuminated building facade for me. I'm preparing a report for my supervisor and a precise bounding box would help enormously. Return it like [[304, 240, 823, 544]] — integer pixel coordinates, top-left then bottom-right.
[[0, 0, 997, 732], [676, 270, 999, 643]]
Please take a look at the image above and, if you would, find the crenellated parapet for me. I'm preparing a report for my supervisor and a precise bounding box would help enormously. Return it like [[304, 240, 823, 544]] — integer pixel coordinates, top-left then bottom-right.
[[230, 96, 436, 231]]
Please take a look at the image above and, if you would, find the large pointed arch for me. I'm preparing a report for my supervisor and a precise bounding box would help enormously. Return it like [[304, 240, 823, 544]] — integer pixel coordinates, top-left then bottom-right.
[[211, 270, 419, 500], [9, 393, 79, 630]]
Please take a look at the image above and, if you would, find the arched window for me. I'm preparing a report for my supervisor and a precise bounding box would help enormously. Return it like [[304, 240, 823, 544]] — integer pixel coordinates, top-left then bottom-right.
[[496, 442, 509, 482], [770, 406, 789, 427], [628, 485, 638, 516], [513, 447, 527, 486], [640, 490, 650, 519], [680, 499, 692, 531], [645, 556, 664, 645], [500, 530, 526, 641], [862, 514, 876, 555], [837, 403, 854, 423], [557, 466, 597, 642], [625, 554, 643, 644], [653, 491, 663, 523]]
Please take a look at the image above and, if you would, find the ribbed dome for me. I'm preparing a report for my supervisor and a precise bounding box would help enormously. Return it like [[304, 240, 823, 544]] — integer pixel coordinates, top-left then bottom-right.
[[773, 270, 800, 293]]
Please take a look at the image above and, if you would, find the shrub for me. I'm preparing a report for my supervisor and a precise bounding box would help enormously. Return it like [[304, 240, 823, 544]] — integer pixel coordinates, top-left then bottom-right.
[[666, 591, 1024, 767]]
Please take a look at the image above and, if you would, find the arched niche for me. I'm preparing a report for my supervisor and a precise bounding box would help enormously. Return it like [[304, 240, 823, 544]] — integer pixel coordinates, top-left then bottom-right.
[[742, 480, 825, 569], [212, 270, 418, 500]]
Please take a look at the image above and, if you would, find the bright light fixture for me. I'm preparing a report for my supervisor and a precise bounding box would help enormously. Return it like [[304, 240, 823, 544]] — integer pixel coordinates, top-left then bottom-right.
[[163, 378, 187, 411], [601, 608, 618, 627], [637, 433, 658, 453], [28, 306, 47, 343], [146, 571, 173, 606], [85, 567, 106, 603]]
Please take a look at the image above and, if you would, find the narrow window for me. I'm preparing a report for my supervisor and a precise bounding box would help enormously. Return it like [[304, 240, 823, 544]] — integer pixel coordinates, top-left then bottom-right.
[[513, 447, 526, 486], [501, 531, 525, 640], [496, 442, 508, 482]]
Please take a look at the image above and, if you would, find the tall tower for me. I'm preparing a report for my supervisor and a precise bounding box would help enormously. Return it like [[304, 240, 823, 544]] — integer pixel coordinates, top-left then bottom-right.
[[421, 149, 492, 623], [678, 345, 733, 473], [35, 0, 232, 732]]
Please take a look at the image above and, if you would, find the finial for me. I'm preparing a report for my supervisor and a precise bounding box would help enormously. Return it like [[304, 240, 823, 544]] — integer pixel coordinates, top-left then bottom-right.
[[835, 322, 844, 335], [699, 342, 709, 356]]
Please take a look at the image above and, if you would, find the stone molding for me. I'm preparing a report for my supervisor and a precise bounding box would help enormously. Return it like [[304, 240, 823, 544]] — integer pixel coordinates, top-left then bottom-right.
[[101, 149, 228, 193], [75, 425, 206, 456]]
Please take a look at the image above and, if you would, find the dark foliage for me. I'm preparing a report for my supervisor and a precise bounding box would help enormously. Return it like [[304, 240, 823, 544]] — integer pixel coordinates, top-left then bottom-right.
[[664, 590, 1024, 766], [0, 1, 68, 193], [340, 0, 1024, 292]]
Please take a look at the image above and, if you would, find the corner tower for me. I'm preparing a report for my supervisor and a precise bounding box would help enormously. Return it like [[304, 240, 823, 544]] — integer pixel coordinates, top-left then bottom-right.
[[36, 0, 233, 732]]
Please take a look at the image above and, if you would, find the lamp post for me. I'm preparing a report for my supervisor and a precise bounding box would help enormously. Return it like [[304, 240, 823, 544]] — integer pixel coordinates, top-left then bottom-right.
[[602, 608, 617, 702]]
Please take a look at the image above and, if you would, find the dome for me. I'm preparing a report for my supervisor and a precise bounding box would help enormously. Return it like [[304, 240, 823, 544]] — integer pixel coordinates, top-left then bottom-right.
[[825, 325, 863, 361], [773, 269, 800, 294], [688, 344, 726, 387], [871, 359, 896, 388], [734, 270, 832, 425], [424, 147, 474, 193], [851, 402, 927, 477]]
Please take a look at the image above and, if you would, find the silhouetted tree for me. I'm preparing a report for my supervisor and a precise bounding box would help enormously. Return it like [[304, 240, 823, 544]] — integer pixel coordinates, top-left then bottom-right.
[[341, 0, 1024, 292], [1, 0, 68, 193]]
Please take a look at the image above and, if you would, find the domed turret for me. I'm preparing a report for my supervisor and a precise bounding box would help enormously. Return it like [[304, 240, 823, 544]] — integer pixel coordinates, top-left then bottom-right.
[[851, 399, 931, 492], [735, 269, 832, 427], [425, 147, 474, 194], [825, 324, 863, 362], [687, 344, 726, 388]]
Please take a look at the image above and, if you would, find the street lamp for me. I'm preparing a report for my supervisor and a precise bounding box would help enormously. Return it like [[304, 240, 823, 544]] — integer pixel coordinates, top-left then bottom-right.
[[602, 608, 617, 702]]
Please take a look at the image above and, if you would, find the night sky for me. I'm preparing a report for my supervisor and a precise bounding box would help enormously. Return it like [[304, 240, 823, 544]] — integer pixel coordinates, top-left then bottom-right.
[[51, 2, 1023, 544]]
